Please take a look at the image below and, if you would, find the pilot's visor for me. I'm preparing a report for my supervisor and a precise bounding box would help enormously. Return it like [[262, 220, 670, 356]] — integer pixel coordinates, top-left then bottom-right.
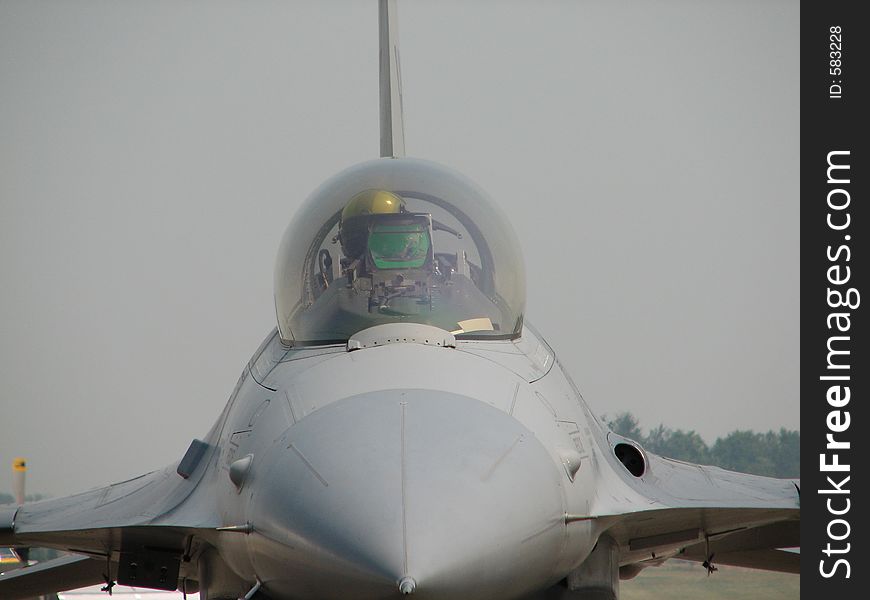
[[368, 224, 430, 269]]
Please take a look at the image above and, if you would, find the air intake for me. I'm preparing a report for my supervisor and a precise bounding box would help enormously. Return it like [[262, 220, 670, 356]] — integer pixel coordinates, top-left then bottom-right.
[[614, 443, 645, 477]]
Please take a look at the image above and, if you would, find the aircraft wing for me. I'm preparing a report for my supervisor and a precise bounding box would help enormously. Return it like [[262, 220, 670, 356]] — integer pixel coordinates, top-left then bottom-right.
[[677, 521, 799, 573], [1, 465, 216, 545], [0, 553, 106, 598], [0, 444, 222, 599], [592, 451, 800, 573]]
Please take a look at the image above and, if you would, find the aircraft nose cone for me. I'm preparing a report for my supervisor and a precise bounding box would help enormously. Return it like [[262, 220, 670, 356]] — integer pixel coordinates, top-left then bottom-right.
[[249, 390, 566, 600]]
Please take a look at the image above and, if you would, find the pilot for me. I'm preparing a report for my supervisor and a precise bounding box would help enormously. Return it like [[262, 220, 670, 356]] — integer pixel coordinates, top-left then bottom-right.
[[338, 189, 437, 311], [338, 189, 406, 262]]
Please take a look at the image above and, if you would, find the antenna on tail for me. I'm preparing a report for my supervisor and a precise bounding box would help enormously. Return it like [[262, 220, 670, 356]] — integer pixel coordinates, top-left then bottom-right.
[[379, 0, 406, 157]]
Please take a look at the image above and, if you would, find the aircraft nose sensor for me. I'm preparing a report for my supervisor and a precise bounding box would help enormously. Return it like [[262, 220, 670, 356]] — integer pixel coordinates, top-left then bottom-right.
[[398, 576, 416, 594]]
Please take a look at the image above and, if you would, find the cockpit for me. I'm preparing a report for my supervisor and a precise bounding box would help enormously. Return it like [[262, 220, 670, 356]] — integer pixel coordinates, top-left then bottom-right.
[[274, 158, 526, 344]]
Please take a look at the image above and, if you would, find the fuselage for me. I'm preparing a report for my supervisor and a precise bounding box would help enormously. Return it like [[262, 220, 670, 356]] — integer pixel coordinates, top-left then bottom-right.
[[200, 323, 613, 599]]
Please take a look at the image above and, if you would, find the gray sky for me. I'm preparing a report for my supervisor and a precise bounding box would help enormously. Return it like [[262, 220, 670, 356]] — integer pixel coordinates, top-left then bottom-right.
[[0, 0, 798, 497]]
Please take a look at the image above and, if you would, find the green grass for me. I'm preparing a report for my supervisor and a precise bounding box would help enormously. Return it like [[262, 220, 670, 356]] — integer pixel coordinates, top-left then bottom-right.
[[620, 560, 799, 600]]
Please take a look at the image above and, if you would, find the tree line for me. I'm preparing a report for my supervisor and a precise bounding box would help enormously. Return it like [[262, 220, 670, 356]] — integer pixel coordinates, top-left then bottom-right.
[[603, 412, 799, 478]]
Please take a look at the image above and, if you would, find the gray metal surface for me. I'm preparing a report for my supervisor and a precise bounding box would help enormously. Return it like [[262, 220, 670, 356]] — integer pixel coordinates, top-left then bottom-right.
[[347, 323, 456, 350], [246, 389, 566, 599], [379, 0, 405, 157], [1, 322, 799, 599]]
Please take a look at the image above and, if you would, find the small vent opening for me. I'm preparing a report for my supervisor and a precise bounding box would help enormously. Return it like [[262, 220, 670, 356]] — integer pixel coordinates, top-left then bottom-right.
[[614, 443, 645, 477]]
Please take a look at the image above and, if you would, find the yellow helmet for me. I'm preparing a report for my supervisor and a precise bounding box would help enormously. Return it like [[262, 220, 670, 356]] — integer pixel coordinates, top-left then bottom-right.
[[339, 190, 404, 258], [341, 189, 404, 221]]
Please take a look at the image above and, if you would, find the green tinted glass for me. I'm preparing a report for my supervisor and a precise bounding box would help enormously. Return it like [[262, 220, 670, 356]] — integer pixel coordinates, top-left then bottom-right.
[[368, 224, 430, 269]]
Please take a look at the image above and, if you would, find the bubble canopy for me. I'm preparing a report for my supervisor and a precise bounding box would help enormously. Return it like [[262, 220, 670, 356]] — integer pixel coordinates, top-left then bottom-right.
[[274, 158, 526, 344]]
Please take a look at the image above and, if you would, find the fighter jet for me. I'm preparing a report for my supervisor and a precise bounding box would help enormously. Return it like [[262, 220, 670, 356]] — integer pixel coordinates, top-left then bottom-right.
[[0, 2, 798, 599]]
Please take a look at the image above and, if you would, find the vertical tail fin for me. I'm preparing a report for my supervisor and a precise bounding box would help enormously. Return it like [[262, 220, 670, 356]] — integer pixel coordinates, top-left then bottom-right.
[[379, 0, 406, 157]]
